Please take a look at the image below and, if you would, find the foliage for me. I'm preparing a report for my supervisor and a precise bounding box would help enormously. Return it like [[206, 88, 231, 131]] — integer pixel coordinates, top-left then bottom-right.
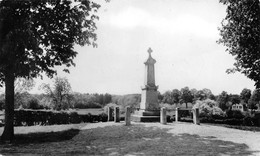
[[11, 109, 108, 126], [13, 78, 35, 109], [74, 101, 102, 109], [217, 91, 230, 111], [41, 77, 73, 110], [193, 99, 224, 118], [111, 94, 141, 110], [229, 94, 240, 104], [180, 87, 193, 108], [15, 92, 33, 109], [170, 89, 181, 104], [218, 0, 260, 87], [0, 0, 100, 80], [157, 91, 164, 103], [72, 93, 112, 109], [248, 88, 260, 109], [14, 78, 35, 94], [0, 0, 100, 141], [27, 98, 43, 110], [240, 88, 251, 104], [226, 109, 244, 119]]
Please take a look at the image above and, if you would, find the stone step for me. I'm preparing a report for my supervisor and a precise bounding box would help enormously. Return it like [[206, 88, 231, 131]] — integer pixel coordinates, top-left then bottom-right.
[[131, 114, 160, 122], [134, 110, 160, 116]]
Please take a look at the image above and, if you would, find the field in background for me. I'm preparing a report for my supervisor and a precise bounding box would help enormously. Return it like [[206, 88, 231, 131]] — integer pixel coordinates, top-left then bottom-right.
[[73, 108, 104, 115]]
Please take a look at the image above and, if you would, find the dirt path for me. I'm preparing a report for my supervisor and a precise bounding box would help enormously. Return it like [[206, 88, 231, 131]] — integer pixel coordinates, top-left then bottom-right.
[[82, 122, 260, 155]]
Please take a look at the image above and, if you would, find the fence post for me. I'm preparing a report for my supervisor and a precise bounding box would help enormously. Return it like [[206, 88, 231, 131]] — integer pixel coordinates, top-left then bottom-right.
[[160, 107, 167, 125], [125, 106, 131, 126], [114, 106, 120, 122], [175, 107, 179, 122], [108, 106, 113, 121], [193, 107, 200, 125]]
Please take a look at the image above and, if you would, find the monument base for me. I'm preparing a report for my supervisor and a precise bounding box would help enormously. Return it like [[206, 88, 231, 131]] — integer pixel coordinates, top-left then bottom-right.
[[131, 110, 160, 122]]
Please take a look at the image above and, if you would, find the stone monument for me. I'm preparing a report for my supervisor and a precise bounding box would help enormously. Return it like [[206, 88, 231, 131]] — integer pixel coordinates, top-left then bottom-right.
[[132, 48, 160, 122]]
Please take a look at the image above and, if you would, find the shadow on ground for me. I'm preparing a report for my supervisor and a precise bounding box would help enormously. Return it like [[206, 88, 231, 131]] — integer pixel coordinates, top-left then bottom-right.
[[0, 124, 258, 155], [12, 128, 80, 144]]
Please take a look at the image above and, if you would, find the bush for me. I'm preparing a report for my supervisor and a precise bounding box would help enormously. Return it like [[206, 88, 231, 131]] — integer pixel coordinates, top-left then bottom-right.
[[226, 109, 244, 119], [194, 99, 225, 118], [12, 109, 108, 126], [27, 98, 43, 110]]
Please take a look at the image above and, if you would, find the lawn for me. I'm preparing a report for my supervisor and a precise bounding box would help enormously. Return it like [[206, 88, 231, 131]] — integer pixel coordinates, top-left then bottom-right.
[[0, 123, 253, 155]]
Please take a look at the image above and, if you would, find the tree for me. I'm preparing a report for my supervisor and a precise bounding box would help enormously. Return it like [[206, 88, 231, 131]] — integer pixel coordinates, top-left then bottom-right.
[[218, 0, 260, 87], [162, 91, 173, 104], [157, 91, 164, 103], [41, 77, 72, 110], [229, 94, 241, 104], [248, 89, 260, 110], [202, 88, 214, 99], [194, 90, 206, 101], [240, 88, 251, 104], [0, 0, 100, 142], [14, 78, 35, 108], [171, 89, 181, 104], [217, 91, 229, 111], [180, 87, 193, 108], [162, 89, 181, 105], [190, 88, 198, 101], [103, 93, 112, 105]]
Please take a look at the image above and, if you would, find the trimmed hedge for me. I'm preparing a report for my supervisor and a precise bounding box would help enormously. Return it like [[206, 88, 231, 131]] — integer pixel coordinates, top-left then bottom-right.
[[199, 113, 259, 127], [13, 109, 108, 126]]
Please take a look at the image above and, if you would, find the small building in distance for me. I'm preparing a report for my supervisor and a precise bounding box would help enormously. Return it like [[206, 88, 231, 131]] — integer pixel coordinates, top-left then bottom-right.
[[231, 103, 245, 112]]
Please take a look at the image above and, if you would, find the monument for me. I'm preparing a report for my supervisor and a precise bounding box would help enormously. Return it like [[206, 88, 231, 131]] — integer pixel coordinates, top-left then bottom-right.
[[132, 47, 160, 122]]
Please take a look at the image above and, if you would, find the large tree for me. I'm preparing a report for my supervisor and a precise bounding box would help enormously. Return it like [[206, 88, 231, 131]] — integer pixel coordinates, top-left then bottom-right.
[[41, 77, 72, 110], [180, 87, 193, 108], [0, 0, 100, 142], [248, 88, 260, 110], [162, 89, 181, 105], [217, 91, 230, 111], [218, 0, 260, 87], [240, 88, 252, 104]]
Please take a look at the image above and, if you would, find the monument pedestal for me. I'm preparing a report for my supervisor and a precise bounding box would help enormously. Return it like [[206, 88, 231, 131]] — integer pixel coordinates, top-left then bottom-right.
[[131, 48, 160, 122], [132, 110, 160, 122]]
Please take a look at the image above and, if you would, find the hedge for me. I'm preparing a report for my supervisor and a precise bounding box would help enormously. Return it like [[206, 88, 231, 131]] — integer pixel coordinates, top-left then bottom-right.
[[12, 109, 108, 126], [200, 116, 259, 127]]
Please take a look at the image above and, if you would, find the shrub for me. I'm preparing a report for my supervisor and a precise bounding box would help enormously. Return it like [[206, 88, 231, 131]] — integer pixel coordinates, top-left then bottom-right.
[[12, 109, 108, 126], [194, 99, 225, 119], [27, 98, 43, 110], [226, 109, 244, 119]]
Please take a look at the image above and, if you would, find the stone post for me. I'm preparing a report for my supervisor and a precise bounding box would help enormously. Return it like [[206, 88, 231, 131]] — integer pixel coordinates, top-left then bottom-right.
[[114, 106, 120, 122], [175, 107, 179, 122], [160, 107, 167, 125], [193, 108, 200, 125], [125, 106, 131, 126], [108, 106, 113, 121]]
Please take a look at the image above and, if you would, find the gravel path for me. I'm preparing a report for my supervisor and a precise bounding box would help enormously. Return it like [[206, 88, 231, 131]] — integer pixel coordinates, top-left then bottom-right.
[[82, 122, 260, 155]]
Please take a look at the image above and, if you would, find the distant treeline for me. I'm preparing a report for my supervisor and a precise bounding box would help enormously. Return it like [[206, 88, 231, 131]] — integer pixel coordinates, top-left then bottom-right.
[[0, 92, 113, 110]]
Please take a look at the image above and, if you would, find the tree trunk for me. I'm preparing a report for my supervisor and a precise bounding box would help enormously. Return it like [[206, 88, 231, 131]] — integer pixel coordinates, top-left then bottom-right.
[[1, 71, 15, 142]]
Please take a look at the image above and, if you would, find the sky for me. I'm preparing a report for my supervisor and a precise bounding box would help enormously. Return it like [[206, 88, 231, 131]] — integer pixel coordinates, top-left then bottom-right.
[[8, 0, 256, 95]]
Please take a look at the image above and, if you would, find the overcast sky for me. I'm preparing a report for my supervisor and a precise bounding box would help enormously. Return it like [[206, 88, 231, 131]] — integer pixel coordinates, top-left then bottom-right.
[[26, 0, 256, 95]]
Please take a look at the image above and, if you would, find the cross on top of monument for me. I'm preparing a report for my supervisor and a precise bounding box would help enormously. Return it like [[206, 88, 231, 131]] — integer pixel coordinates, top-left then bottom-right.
[[148, 47, 153, 54]]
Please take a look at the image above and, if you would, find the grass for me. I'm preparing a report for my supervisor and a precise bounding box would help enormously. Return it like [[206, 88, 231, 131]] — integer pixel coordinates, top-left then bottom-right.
[[0, 123, 253, 155], [72, 108, 104, 115]]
